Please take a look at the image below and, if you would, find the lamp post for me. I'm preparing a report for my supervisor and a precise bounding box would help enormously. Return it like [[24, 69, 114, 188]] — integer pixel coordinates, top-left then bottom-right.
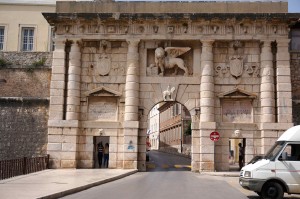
[[181, 118, 183, 153]]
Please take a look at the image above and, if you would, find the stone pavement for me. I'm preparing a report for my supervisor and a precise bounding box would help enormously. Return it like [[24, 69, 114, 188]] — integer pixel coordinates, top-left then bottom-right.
[[0, 169, 137, 199], [0, 169, 240, 199]]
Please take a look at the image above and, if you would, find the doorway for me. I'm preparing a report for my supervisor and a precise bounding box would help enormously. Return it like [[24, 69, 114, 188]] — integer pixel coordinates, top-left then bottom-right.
[[94, 136, 110, 168], [228, 138, 246, 171]]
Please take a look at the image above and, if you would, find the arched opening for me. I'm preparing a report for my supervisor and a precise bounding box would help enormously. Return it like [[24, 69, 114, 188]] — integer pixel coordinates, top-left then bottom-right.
[[144, 101, 192, 172]]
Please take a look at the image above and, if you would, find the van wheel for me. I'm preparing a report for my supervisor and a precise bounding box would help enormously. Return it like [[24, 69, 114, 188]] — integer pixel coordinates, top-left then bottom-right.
[[261, 182, 284, 199]]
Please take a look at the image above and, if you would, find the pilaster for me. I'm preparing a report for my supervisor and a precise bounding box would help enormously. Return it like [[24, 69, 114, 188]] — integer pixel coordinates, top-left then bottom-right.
[[49, 39, 66, 120], [276, 39, 292, 123]]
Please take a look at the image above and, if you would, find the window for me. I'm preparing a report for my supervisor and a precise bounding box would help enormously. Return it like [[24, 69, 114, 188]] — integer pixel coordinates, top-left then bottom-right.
[[0, 26, 5, 51], [21, 27, 34, 51], [280, 144, 300, 161]]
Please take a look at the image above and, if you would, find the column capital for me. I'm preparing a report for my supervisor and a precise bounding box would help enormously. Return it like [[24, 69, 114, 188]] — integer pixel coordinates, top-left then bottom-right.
[[201, 39, 215, 47], [66, 39, 83, 47], [53, 38, 67, 44], [276, 39, 290, 47], [126, 39, 140, 47], [260, 40, 273, 47]]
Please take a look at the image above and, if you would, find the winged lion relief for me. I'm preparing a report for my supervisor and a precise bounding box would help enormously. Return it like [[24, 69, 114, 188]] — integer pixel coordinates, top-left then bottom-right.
[[154, 47, 191, 76]]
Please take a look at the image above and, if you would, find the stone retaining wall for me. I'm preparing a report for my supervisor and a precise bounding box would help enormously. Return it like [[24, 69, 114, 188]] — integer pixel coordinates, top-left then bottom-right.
[[0, 52, 52, 68], [291, 52, 300, 125], [0, 52, 51, 160], [0, 98, 49, 160]]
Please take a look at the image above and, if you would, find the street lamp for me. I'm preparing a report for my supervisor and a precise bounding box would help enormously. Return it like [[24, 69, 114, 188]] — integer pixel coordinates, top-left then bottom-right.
[[181, 118, 183, 153]]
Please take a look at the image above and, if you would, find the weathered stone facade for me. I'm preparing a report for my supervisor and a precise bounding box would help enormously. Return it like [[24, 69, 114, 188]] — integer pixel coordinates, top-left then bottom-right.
[[0, 53, 51, 160], [0, 98, 48, 160], [0, 52, 52, 68], [43, 1, 300, 172]]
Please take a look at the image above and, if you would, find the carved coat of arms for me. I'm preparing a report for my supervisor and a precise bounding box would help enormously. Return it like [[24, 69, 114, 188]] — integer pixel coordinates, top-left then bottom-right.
[[229, 55, 244, 78], [96, 53, 111, 76]]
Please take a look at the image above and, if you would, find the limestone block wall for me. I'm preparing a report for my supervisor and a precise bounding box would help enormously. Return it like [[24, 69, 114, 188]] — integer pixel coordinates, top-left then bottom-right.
[[0, 63, 51, 160], [0, 52, 52, 68], [0, 69, 51, 97], [0, 98, 48, 160]]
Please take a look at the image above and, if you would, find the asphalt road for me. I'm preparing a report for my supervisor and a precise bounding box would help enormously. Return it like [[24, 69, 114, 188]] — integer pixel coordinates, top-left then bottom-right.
[[60, 151, 300, 199]]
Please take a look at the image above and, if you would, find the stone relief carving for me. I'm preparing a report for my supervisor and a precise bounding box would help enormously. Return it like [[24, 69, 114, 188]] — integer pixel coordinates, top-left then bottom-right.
[[163, 85, 176, 101], [153, 25, 159, 33], [229, 55, 244, 79], [96, 40, 111, 76], [56, 21, 288, 36], [154, 47, 191, 76], [215, 40, 260, 80], [245, 64, 260, 78], [215, 62, 260, 79], [111, 63, 126, 75], [215, 64, 230, 78]]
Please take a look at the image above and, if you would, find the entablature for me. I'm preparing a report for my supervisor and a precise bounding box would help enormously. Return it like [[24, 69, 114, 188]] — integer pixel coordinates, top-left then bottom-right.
[[44, 13, 300, 38]]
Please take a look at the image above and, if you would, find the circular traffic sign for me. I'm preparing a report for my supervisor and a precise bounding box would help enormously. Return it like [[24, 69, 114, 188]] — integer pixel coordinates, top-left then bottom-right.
[[210, 131, 220, 142]]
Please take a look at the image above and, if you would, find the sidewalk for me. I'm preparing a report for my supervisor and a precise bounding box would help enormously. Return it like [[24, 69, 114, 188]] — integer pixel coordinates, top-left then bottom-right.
[[0, 169, 137, 199], [202, 171, 240, 177]]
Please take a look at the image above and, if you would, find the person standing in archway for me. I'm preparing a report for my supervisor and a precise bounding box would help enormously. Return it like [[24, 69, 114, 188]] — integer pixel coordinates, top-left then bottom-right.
[[103, 143, 109, 168], [97, 142, 104, 168], [238, 143, 244, 170]]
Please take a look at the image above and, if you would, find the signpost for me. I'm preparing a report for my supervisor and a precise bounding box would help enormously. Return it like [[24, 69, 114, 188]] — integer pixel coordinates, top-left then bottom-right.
[[210, 131, 220, 142]]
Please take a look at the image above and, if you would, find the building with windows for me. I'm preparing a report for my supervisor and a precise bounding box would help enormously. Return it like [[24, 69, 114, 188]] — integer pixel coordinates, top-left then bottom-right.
[[0, 0, 56, 52], [0, 0, 56, 160], [158, 102, 191, 156], [148, 104, 160, 150]]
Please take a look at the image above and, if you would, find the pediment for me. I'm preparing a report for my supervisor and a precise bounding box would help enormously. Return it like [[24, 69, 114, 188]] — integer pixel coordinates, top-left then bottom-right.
[[84, 86, 122, 97], [218, 88, 256, 99]]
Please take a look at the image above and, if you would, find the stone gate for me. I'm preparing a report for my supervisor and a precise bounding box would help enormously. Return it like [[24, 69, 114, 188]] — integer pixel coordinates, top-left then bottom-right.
[[43, 0, 299, 172]]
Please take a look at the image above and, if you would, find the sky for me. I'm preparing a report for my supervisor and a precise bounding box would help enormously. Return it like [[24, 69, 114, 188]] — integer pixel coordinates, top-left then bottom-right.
[[288, 0, 300, 13], [0, 0, 300, 13]]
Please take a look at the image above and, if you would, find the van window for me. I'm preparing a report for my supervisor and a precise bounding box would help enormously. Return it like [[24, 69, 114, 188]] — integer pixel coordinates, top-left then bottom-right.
[[265, 141, 285, 161], [280, 144, 300, 161]]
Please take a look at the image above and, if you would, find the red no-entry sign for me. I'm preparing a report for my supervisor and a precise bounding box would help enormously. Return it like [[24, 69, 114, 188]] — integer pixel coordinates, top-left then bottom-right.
[[210, 132, 220, 142]]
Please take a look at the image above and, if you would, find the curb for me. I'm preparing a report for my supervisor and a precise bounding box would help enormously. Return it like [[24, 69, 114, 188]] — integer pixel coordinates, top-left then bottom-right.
[[38, 170, 138, 199], [201, 172, 240, 177]]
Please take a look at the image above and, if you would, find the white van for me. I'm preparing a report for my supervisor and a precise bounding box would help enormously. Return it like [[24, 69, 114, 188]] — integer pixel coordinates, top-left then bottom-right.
[[239, 125, 300, 199]]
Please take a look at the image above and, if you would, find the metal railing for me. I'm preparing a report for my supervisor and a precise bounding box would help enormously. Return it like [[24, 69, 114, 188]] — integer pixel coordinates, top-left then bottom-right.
[[0, 155, 49, 180]]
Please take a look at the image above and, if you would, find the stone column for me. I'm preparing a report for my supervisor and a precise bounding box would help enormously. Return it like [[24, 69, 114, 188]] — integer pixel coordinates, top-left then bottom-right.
[[260, 40, 277, 154], [200, 40, 214, 122], [49, 38, 66, 120], [123, 39, 140, 169], [66, 40, 82, 120], [48, 38, 66, 168], [276, 39, 293, 123], [260, 40, 275, 123], [199, 40, 215, 172]]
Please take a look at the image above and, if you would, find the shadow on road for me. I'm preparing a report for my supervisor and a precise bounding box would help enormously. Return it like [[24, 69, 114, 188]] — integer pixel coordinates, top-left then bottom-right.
[[146, 150, 191, 172]]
